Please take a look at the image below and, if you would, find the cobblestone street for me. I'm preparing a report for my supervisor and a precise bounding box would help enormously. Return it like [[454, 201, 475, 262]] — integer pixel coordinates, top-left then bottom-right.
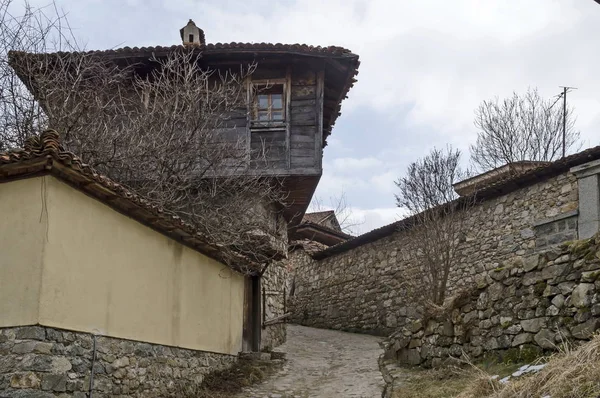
[[238, 324, 385, 398]]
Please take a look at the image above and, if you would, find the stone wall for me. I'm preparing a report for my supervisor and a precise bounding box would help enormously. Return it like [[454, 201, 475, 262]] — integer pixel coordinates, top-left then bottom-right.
[[261, 262, 288, 350], [381, 235, 600, 367], [0, 325, 235, 397], [289, 172, 579, 335]]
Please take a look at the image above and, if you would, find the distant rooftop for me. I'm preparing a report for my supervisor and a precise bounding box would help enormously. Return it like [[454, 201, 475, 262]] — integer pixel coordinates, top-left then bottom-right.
[[453, 161, 550, 196]]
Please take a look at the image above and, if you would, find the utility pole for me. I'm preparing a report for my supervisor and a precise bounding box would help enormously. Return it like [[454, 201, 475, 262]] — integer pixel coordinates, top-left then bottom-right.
[[554, 86, 577, 158], [562, 86, 567, 158]]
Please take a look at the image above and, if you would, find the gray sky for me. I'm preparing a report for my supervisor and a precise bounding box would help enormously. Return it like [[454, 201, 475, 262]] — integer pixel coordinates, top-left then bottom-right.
[[36, 0, 600, 234]]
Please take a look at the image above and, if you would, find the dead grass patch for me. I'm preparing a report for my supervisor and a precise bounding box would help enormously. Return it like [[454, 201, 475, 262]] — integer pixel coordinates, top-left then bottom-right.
[[395, 334, 600, 398], [176, 357, 283, 398], [392, 362, 517, 398], [476, 335, 600, 398]]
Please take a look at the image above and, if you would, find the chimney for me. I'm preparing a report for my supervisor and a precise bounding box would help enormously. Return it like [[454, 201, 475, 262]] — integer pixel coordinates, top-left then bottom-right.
[[180, 19, 205, 46]]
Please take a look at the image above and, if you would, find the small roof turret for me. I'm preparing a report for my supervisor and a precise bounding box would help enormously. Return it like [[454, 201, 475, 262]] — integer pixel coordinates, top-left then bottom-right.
[[180, 19, 205, 46]]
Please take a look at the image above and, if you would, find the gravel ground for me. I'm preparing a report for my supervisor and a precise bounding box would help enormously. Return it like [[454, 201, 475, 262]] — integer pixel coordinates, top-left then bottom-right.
[[238, 324, 385, 398]]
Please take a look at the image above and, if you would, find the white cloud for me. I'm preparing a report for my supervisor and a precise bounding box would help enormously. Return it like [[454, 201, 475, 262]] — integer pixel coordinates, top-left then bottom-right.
[[347, 206, 405, 236], [331, 157, 383, 172], [43, 0, 600, 234]]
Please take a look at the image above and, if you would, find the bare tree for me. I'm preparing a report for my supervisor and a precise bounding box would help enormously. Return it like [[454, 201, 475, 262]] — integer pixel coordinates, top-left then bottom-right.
[[309, 192, 363, 235], [0, 0, 288, 269], [395, 147, 474, 306], [471, 87, 580, 172]]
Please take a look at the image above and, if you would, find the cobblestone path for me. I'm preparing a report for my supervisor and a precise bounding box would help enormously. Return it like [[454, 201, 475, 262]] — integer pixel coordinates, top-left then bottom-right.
[[239, 324, 385, 398]]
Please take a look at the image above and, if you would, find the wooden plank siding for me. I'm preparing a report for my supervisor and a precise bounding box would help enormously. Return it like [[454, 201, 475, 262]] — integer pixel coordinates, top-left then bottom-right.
[[204, 64, 323, 175], [290, 67, 319, 170]]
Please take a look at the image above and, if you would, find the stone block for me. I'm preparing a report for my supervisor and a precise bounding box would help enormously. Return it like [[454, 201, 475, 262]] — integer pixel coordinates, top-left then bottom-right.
[[558, 282, 577, 295], [11, 341, 38, 354], [545, 305, 560, 317], [482, 337, 499, 351], [582, 270, 600, 283], [571, 283, 594, 308], [497, 335, 512, 349], [505, 324, 522, 335], [398, 348, 421, 366], [571, 319, 600, 339], [533, 330, 556, 349], [10, 372, 41, 389], [521, 318, 546, 333], [512, 333, 533, 347], [543, 285, 560, 297], [541, 263, 569, 280], [42, 374, 67, 392], [270, 351, 286, 360], [551, 294, 565, 309], [15, 327, 46, 341]]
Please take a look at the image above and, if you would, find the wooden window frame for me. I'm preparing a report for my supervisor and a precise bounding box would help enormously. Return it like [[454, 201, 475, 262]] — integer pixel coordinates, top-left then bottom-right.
[[250, 79, 288, 130]]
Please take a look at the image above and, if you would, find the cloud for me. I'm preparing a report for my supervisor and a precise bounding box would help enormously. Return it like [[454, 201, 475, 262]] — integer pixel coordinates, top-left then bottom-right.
[[39, 0, 600, 235], [347, 206, 405, 236]]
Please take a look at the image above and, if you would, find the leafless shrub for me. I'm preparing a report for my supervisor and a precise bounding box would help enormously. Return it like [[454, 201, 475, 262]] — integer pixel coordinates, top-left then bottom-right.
[[471, 87, 581, 172], [309, 191, 363, 235], [395, 146, 476, 306], [0, 0, 288, 269]]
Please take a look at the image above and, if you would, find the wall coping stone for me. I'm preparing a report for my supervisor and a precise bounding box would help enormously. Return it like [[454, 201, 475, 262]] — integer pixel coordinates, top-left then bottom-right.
[[533, 209, 579, 227]]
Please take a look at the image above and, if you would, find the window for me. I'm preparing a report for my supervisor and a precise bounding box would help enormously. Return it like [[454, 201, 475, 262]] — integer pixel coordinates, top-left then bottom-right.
[[253, 84, 285, 122]]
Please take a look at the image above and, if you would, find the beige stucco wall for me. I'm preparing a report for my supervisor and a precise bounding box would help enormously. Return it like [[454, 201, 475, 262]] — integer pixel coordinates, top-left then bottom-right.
[[0, 178, 47, 327], [0, 176, 245, 355]]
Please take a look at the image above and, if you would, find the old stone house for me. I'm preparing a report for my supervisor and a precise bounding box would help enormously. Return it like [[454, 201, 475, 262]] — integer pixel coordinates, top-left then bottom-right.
[[289, 146, 600, 359], [0, 21, 360, 396]]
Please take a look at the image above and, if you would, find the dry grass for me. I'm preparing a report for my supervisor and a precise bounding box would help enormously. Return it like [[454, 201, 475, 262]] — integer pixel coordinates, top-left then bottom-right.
[[176, 357, 282, 398], [392, 363, 515, 398], [477, 335, 600, 398], [395, 334, 600, 398]]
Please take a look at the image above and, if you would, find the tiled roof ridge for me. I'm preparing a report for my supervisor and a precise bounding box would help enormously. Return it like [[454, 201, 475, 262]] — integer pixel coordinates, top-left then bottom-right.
[[9, 42, 358, 58], [298, 221, 352, 240], [0, 130, 259, 274]]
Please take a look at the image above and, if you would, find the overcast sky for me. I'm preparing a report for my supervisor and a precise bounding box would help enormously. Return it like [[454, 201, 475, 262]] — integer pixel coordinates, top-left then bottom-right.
[[34, 0, 600, 234]]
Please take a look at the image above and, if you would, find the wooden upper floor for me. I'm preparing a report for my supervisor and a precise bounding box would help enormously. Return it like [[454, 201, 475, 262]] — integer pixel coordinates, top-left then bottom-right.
[[9, 21, 360, 223]]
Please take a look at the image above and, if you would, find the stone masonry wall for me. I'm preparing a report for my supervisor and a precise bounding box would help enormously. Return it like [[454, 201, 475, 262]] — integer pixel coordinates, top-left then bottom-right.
[[289, 172, 579, 335], [261, 262, 287, 350], [0, 325, 235, 397], [381, 235, 600, 367]]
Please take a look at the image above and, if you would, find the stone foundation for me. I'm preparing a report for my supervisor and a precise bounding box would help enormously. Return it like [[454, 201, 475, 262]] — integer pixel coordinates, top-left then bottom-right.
[[0, 325, 236, 397]]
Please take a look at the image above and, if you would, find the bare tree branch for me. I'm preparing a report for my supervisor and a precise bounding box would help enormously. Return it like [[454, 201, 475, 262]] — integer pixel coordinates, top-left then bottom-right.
[[0, 0, 289, 271], [471, 87, 581, 172], [395, 147, 475, 306], [309, 191, 363, 235]]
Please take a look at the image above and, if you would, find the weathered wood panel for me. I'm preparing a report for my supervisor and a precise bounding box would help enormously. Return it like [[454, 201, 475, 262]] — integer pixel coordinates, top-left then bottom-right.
[[291, 148, 314, 158], [251, 129, 287, 164], [291, 126, 317, 136], [291, 134, 315, 144], [291, 86, 316, 100], [291, 156, 316, 168], [288, 68, 319, 170]]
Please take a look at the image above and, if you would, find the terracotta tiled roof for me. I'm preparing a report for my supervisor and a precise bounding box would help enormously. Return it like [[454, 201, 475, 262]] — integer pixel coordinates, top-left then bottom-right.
[[290, 239, 329, 255], [9, 42, 359, 144], [302, 210, 336, 225], [14, 43, 355, 58], [314, 146, 600, 260], [0, 130, 260, 274]]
